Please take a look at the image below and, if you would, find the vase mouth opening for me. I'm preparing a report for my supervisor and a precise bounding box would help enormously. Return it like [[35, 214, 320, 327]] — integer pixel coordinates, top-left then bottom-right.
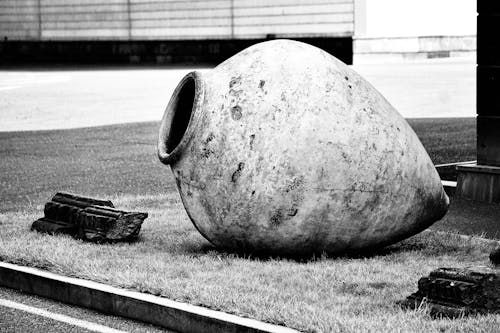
[[158, 71, 202, 165]]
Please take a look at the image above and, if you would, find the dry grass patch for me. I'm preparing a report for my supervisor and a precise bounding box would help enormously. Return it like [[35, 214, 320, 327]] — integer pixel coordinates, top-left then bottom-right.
[[1, 193, 499, 332]]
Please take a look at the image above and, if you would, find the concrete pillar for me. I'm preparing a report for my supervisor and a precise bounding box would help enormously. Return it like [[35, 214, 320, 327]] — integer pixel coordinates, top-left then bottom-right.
[[456, 2, 500, 203]]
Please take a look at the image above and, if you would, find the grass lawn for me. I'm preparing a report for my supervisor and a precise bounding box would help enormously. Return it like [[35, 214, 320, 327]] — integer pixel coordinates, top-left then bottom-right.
[[0, 118, 476, 213], [408, 118, 476, 166], [3, 117, 499, 332]]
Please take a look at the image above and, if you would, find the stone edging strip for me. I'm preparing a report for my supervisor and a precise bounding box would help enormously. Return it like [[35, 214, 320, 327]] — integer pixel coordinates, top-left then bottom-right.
[[0, 262, 299, 333]]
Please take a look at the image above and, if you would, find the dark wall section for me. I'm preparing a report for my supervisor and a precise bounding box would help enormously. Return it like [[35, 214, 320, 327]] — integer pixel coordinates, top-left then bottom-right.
[[477, 3, 500, 166], [0, 37, 353, 66]]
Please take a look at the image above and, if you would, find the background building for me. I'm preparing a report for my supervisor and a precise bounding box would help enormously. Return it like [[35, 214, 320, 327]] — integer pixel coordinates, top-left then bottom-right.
[[354, 0, 476, 62], [0, 0, 476, 64], [0, 0, 354, 64]]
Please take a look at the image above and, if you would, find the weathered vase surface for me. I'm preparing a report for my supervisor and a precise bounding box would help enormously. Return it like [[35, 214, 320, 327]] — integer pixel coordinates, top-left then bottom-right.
[[158, 39, 449, 255]]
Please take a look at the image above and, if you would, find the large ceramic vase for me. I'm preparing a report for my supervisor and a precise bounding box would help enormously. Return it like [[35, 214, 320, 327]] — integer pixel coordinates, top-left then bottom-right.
[[158, 39, 449, 255]]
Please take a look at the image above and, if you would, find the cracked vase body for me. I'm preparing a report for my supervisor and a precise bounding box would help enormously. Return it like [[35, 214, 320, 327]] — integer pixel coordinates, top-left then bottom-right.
[[158, 39, 449, 255]]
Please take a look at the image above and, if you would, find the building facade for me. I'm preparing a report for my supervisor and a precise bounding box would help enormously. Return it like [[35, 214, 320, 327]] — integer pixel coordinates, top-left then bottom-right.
[[0, 0, 355, 64]]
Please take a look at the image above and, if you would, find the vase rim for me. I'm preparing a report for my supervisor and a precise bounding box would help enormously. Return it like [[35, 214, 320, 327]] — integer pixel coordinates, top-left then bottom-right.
[[158, 71, 203, 165]]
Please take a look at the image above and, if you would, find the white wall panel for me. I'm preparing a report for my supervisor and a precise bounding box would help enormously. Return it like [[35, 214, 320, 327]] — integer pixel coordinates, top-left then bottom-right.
[[235, 23, 354, 38], [41, 5, 127, 14], [42, 29, 129, 39], [131, 1, 231, 12], [233, 3, 353, 17], [233, 0, 351, 7], [235, 13, 352, 26], [41, 0, 126, 6], [131, 26, 230, 39], [131, 8, 230, 20], [41, 13, 129, 22], [133, 17, 231, 28]]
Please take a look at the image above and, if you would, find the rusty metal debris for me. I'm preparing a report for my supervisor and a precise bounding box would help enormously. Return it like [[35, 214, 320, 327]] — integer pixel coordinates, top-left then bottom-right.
[[403, 267, 500, 317], [31, 192, 147, 242]]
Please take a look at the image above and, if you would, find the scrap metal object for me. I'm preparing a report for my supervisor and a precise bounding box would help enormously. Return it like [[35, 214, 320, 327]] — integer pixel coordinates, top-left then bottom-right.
[[31, 192, 148, 242], [402, 267, 500, 317]]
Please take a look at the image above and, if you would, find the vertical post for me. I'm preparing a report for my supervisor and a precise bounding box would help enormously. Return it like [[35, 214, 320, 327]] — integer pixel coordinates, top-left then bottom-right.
[[477, 2, 500, 165], [455, 2, 500, 203], [126, 0, 132, 40], [37, 0, 42, 40], [230, 0, 234, 39]]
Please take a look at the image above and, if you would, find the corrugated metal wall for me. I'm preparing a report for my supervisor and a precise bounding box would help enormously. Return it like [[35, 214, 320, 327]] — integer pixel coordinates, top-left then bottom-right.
[[0, 0, 40, 40], [0, 0, 354, 41]]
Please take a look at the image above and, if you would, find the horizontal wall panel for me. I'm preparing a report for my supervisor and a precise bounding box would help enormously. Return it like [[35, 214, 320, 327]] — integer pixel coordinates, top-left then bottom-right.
[[42, 29, 129, 39], [42, 21, 128, 30], [131, 0, 224, 2], [0, 22, 37, 30], [235, 13, 352, 26], [233, 3, 353, 17], [0, 7, 38, 15], [1, 29, 38, 35], [131, 26, 230, 39], [131, 0, 228, 4], [0, 14, 38, 22], [40, 0, 126, 6], [233, 0, 351, 8], [41, 12, 129, 22], [131, 8, 230, 20], [132, 17, 230, 29], [231, 1, 353, 38], [0, 0, 37, 7], [1, 29, 38, 39], [130, 0, 350, 7], [131, 1, 230, 12], [40, 4, 127, 14], [234, 23, 354, 38]]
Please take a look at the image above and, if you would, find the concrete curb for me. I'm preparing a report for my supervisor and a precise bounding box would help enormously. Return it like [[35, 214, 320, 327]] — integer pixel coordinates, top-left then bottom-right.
[[0, 262, 299, 333]]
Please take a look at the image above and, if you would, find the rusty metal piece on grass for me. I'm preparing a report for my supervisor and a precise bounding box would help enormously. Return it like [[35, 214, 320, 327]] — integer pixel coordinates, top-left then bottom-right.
[[31, 192, 148, 242], [403, 267, 500, 317]]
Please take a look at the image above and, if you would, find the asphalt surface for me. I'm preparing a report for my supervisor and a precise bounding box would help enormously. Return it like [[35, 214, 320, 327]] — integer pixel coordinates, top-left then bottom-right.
[[0, 58, 475, 132], [0, 287, 173, 333], [433, 196, 500, 240]]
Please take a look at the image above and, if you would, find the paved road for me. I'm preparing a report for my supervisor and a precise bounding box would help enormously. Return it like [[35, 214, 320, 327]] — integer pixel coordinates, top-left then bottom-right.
[[0, 287, 172, 333], [0, 58, 475, 132], [354, 58, 475, 118]]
